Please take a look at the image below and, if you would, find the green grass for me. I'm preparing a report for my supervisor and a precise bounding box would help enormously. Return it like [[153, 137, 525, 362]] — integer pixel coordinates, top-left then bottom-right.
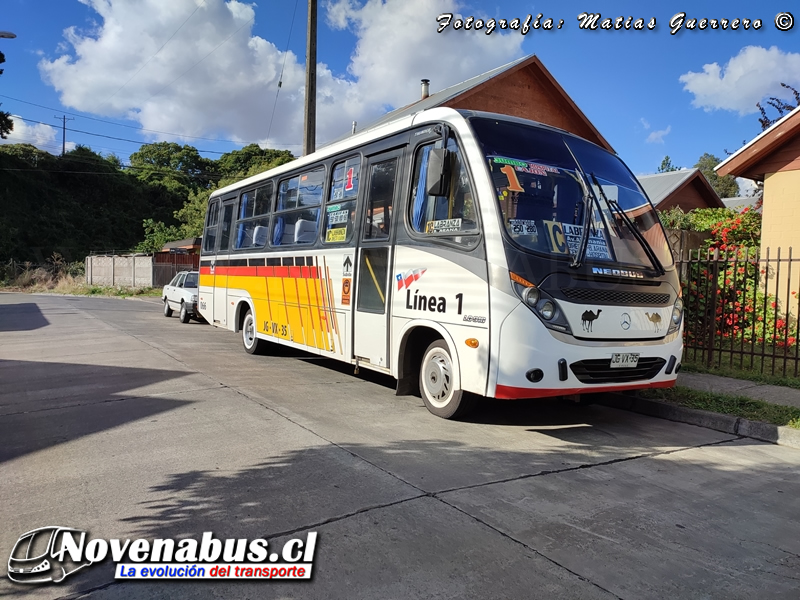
[[642, 386, 800, 429], [681, 356, 800, 390], [81, 285, 161, 298]]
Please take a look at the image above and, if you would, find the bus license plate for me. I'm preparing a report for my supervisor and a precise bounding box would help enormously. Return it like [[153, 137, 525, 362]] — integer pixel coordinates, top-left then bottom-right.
[[610, 353, 639, 368]]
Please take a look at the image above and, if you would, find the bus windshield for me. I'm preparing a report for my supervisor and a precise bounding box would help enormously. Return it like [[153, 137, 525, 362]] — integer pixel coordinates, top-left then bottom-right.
[[469, 117, 673, 269]]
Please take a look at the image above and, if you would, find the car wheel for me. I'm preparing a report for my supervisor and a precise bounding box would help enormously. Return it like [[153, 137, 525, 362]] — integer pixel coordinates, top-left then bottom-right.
[[242, 309, 265, 355], [163, 298, 173, 317], [179, 302, 190, 323], [419, 339, 474, 419]]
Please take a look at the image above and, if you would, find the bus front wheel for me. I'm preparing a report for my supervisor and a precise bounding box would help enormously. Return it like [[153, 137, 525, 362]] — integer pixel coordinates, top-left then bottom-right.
[[419, 340, 473, 419], [241, 310, 265, 355]]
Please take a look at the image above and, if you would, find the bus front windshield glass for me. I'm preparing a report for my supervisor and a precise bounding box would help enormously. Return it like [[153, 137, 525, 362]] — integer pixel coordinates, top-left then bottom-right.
[[469, 117, 673, 269]]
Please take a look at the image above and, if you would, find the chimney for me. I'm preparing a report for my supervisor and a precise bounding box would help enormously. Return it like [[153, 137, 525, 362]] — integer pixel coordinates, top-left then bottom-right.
[[421, 79, 430, 100]]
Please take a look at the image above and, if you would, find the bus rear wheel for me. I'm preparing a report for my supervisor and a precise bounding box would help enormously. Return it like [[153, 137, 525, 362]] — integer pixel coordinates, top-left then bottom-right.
[[419, 340, 473, 419], [241, 309, 265, 355]]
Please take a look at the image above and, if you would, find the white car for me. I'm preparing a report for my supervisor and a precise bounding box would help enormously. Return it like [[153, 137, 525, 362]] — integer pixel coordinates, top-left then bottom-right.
[[162, 271, 199, 323]]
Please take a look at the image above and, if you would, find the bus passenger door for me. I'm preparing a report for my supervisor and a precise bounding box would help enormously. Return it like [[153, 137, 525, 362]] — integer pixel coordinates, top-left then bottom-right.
[[213, 200, 235, 326], [353, 149, 402, 369]]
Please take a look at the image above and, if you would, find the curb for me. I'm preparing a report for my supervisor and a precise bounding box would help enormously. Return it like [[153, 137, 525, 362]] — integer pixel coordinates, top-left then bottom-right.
[[599, 393, 800, 451]]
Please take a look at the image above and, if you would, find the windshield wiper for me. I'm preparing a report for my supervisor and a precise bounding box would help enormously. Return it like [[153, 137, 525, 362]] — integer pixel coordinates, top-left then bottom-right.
[[570, 171, 597, 268], [590, 173, 665, 276]]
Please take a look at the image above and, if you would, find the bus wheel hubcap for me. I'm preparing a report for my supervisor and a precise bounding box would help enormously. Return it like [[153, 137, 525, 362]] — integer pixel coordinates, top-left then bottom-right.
[[244, 317, 254, 347], [424, 352, 451, 405]]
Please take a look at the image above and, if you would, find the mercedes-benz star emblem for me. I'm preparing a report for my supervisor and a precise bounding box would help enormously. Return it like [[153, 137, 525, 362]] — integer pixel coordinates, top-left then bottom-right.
[[620, 313, 632, 330]]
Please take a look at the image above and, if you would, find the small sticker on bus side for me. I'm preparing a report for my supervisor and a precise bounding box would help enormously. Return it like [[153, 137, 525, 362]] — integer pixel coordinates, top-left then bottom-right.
[[328, 209, 349, 225], [326, 228, 347, 243], [425, 218, 461, 233]]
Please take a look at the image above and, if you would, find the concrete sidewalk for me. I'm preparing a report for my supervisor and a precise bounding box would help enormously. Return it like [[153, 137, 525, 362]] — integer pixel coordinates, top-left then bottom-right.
[[677, 371, 800, 410]]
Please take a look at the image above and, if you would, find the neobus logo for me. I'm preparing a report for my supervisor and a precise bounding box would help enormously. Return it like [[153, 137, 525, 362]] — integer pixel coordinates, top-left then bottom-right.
[[8, 526, 93, 584], [592, 267, 645, 279]]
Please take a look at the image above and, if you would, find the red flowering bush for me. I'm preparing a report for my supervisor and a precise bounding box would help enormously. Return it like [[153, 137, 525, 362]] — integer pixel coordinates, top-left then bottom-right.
[[707, 198, 762, 251], [682, 200, 796, 349]]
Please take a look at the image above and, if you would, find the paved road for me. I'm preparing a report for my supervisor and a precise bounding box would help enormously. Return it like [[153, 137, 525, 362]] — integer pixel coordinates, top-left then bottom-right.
[[1, 293, 798, 599]]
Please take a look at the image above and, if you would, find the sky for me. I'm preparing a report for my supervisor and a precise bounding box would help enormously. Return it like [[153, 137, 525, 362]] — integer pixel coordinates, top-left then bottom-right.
[[1, 0, 799, 190]]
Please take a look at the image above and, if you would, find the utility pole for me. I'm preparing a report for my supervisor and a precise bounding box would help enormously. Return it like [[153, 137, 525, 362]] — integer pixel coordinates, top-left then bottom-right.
[[303, 0, 317, 156], [54, 115, 74, 156]]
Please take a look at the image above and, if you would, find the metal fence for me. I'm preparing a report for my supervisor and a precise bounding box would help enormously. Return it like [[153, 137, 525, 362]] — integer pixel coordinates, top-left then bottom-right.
[[678, 247, 800, 377]]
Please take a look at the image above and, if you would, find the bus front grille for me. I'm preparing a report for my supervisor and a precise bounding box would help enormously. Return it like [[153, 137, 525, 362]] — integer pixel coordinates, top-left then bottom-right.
[[561, 288, 671, 306], [569, 357, 667, 384]]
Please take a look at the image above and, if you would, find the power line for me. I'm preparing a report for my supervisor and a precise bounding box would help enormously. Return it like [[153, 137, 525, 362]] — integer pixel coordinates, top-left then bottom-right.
[[0, 94, 249, 144], [13, 115, 226, 154], [103, 0, 207, 106], [3, 95, 304, 150], [267, 0, 300, 146], [142, 15, 255, 103]]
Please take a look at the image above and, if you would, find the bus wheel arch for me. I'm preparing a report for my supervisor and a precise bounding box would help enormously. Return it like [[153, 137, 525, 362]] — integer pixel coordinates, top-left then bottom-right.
[[396, 323, 473, 419], [234, 299, 254, 334], [237, 301, 265, 355]]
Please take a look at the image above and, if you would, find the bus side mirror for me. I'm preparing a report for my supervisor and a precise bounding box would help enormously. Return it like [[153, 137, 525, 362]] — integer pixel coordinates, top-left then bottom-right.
[[426, 148, 451, 197]]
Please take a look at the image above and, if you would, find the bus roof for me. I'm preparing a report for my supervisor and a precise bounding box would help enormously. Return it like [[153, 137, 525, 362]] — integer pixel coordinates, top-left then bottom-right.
[[210, 107, 611, 199]]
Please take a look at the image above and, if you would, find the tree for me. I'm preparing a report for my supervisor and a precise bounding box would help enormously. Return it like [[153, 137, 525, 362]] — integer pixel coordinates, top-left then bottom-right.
[[129, 142, 214, 192], [135, 219, 181, 253], [0, 51, 13, 139], [657, 156, 680, 173], [694, 153, 739, 198], [757, 83, 799, 131], [217, 144, 294, 179]]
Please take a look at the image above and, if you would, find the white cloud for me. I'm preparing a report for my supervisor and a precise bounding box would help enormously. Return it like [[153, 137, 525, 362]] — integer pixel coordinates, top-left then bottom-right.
[[679, 46, 800, 115], [736, 177, 758, 197], [38, 0, 523, 151], [0, 116, 76, 154], [640, 117, 650, 130], [646, 125, 671, 144]]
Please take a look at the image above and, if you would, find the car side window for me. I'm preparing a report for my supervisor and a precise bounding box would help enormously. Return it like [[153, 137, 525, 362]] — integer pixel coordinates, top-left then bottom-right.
[[176, 273, 186, 288]]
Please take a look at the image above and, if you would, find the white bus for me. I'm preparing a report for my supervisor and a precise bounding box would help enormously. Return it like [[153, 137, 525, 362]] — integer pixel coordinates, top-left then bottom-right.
[[198, 108, 683, 419]]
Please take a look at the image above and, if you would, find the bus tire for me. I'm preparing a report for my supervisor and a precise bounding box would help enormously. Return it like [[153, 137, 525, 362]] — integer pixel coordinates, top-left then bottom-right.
[[419, 340, 473, 419], [163, 298, 173, 317], [241, 309, 265, 355], [179, 302, 191, 323]]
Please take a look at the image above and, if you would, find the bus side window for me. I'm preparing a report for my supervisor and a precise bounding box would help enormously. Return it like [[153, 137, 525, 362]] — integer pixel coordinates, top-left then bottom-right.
[[323, 156, 360, 244], [409, 138, 478, 242], [202, 200, 220, 254], [272, 167, 324, 246], [234, 182, 273, 249]]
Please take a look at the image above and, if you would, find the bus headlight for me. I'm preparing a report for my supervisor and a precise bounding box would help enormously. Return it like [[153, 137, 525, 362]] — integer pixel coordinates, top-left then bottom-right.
[[522, 286, 540, 308], [540, 300, 556, 320], [667, 297, 683, 334]]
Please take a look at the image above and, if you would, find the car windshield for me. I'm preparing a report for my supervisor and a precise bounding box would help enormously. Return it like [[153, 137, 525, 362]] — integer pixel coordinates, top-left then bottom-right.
[[469, 117, 673, 269], [184, 273, 198, 288]]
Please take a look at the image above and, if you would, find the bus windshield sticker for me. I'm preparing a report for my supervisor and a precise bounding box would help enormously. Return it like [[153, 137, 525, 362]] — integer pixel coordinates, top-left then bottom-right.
[[328, 209, 349, 225], [508, 219, 538, 236], [493, 156, 559, 175], [326, 228, 347, 243], [425, 218, 462, 233], [542, 220, 611, 260], [326, 203, 342, 212]]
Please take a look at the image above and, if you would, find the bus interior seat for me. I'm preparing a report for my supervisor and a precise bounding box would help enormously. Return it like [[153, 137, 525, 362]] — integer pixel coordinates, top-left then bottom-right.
[[253, 226, 269, 246], [294, 219, 318, 244], [280, 223, 295, 246]]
